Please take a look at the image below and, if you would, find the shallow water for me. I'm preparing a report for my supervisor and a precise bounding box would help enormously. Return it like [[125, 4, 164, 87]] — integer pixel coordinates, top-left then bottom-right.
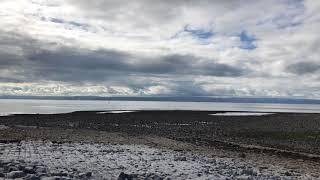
[[0, 99, 319, 115]]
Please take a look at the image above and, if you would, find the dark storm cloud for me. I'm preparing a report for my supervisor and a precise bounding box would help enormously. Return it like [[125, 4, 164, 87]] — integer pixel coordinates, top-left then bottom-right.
[[0, 31, 247, 85], [286, 62, 320, 75], [24, 48, 246, 83]]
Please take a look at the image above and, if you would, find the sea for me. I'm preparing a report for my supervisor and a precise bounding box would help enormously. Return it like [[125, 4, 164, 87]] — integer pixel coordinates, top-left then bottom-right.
[[0, 99, 319, 115]]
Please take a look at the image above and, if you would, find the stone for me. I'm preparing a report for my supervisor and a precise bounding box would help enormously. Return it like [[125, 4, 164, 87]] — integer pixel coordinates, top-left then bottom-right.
[[37, 173, 48, 178], [285, 171, 292, 176], [118, 172, 138, 180], [152, 174, 163, 180], [1, 160, 10, 165], [8, 166, 19, 172], [85, 172, 92, 177], [25, 174, 40, 180], [40, 176, 60, 180], [41, 176, 64, 180], [145, 174, 164, 180], [7, 171, 26, 178], [241, 168, 257, 176], [18, 160, 25, 164], [50, 171, 68, 177], [259, 166, 268, 170], [60, 176, 71, 180], [17, 164, 25, 171], [36, 167, 47, 174], [239, 153, 246, 158], [174, 156, 187, 161], [24, 166, 36, 174], [79, 171, 92, 178], [78, 173, 86, 178], [236, 175, 251, 180]]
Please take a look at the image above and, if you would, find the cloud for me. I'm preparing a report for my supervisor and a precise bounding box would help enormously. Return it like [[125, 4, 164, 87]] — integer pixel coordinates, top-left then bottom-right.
[[2, 41, 246, 83], [286, 62, 320, 75], [0, 0, 319, 98]]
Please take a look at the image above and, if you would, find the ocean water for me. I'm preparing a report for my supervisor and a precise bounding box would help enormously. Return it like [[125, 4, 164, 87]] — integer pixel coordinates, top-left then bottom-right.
[[0, 99, 319, 115]]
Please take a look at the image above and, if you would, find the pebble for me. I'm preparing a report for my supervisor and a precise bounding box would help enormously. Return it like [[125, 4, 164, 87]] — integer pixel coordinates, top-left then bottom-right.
[[146, 174, 164, 180], [51, 171, 68, 176], [36, 166, 47, 173], [7, 170, 26, 178], [0, 141, 310, 179], [284, 171, 292, 176], [118, 172, 138, 180], [25, 174, 40, 180], [174, 156, 187, 161], [239, 153, 246, 158], [86, 172, 92, 177], [8, 166, 19, 172], [41, 176, 59, 180], [24, 166, 36, 174], [241, 168, 257, 176], [78, 172, 92, 178]]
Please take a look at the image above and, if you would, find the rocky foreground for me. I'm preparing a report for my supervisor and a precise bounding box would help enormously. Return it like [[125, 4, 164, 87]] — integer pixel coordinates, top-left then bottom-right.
[[0, 141, 311, 180], [1, 111, 320, 179], [1, 111, 320, 155]]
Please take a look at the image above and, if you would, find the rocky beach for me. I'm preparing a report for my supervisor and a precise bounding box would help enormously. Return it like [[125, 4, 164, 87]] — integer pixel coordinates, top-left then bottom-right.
[[0, 111, 320, 179]]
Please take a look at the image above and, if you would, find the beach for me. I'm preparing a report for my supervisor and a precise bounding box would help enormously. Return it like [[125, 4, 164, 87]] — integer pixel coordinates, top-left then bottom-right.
[[0, 111, 320, 179]]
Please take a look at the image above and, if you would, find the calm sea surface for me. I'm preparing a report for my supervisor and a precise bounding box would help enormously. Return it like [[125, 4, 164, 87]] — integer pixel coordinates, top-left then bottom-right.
[[0, 99, 320, 115]]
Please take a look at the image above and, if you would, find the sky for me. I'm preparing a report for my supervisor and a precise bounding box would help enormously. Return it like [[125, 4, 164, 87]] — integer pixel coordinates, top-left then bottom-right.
[[0, 0, 320, 98]]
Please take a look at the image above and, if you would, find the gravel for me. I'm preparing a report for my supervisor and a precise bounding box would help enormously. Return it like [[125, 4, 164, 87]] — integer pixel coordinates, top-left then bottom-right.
[[0, 141, 313, 179]]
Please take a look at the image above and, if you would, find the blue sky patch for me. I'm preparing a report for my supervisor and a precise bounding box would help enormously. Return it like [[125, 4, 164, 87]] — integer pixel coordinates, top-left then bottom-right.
[[239, 31, 256, 50], [183, 25, 214, 40], [49, 18, 64, 24], [41, 17, 90, 31]]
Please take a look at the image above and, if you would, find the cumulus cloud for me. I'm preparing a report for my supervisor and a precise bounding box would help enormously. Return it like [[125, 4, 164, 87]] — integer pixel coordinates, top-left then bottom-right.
[[0, 0, 319, 98]]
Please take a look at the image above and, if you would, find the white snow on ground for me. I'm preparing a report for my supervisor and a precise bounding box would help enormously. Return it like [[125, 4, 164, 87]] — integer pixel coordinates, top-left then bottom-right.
[[210, 112, 274, 116], [97, 111, 136, 114], [0, 141, 307, 179]]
